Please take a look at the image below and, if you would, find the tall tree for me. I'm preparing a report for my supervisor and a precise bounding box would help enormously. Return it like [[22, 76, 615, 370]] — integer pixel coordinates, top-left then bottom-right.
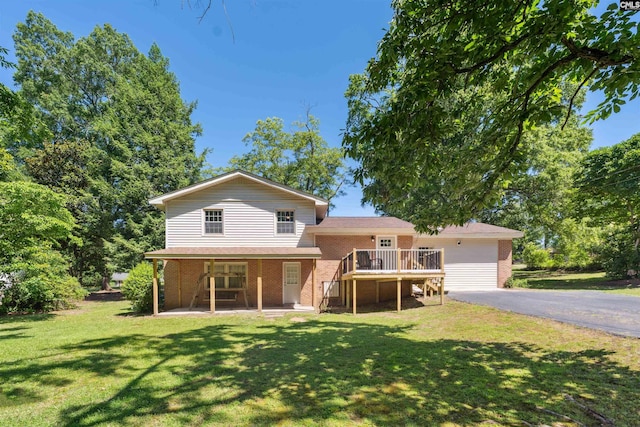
[[12, 12, 204, 287], [228, 113, 347, 207], [575, 133, 640, 275], [343, 0, 639, 232], [479, 86, 594, 258]]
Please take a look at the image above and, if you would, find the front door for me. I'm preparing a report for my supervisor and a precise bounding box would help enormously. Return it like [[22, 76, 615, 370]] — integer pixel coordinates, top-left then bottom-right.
[[283, 262, 301, 305]]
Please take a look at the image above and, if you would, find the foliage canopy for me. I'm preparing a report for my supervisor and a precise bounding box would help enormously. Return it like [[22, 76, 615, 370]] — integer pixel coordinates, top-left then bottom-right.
[[11, 12, 204, 286], [228, 113, 347, 207], [344, 0, 639, 232]]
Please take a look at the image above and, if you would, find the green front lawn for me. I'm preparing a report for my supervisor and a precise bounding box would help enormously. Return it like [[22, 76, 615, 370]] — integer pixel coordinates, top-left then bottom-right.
[[1, 299, 639, 426], [513, 269, 640, 296]]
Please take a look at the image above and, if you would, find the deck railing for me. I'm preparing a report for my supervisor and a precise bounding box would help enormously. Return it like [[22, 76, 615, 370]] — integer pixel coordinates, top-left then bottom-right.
[[341, 248, 444, 275]]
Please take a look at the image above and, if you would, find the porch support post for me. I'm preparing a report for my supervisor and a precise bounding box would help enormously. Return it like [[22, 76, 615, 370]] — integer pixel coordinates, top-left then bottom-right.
[[177, 260, 182, 307], [397, 250, 401, 273], [346, 280, 350, 308], [440, 277, 445, 306], [376, 281, 380, 303], [352, 248, 357, 273], [152, 259, 159, 316], [396, 277, 402, 312], [209, 259, 215, 313], [440, 248, 445, 272], [352, 279, 357, 315], [312, 259, 317, 313], [257, 258, 263, 313]]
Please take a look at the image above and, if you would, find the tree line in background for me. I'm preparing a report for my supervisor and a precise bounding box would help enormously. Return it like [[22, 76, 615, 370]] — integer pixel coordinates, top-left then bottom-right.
[[2, 2, 640, 313], [0, 12, 345, 313]]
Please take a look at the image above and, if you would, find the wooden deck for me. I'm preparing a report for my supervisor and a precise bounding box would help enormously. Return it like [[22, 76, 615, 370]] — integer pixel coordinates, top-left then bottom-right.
[[339, 248, 446, 314]]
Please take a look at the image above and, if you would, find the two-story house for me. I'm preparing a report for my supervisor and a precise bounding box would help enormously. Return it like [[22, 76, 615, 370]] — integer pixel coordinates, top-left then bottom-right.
[[145, 170, 522, 314]]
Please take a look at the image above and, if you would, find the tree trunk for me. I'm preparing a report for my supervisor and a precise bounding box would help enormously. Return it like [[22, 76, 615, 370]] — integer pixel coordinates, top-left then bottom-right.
[[101, 274, 112, 291]]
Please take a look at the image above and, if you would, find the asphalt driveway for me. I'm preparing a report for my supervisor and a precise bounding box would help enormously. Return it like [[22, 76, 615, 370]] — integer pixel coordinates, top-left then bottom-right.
[[449, 289, 640, 338]]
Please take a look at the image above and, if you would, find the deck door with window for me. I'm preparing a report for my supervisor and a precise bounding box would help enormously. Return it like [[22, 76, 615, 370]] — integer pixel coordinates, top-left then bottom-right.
[[377, 236, 397, 270], [283, 262, 301, 304]]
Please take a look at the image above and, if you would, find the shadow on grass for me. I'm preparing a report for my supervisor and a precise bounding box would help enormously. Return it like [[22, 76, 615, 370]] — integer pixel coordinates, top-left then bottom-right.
[[0, 313, 55, 325], [327, 296, 441, 314], [0, 325, 34, 340], [513, 270, 640, 291], [1, 317, 638, 426]]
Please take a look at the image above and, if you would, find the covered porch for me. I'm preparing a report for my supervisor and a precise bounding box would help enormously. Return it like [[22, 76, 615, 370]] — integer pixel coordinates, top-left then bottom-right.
[[340, 248, 446, 314], [156, 306, 316, 316], [145, 247, 322, 315]]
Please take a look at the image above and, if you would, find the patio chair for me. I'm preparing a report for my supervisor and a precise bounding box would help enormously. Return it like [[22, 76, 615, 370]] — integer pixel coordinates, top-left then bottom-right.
[[356, 251, 383, 270]]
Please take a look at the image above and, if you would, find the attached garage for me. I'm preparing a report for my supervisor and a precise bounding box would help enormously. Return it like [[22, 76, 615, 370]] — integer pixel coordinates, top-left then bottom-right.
[[415, 223, 523, 291]]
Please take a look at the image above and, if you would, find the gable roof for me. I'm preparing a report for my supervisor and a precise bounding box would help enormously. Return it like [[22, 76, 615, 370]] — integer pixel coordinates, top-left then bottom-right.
[[148, 170, 329, 215]]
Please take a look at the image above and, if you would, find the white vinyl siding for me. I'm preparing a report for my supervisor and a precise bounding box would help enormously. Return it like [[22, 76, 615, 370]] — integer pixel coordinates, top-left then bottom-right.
[[165, 176, 315, 247], [414, 238, 498, 290]]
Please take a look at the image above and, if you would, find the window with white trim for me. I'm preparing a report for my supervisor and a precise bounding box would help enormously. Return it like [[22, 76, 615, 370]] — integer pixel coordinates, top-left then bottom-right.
[[204, 262, 247, 289], [276, 210, 295, 234], [204, 209, 223, 234]]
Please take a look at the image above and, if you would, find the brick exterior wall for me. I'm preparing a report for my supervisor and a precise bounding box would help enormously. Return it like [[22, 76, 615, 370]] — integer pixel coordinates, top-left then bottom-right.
[[316, 259, 341, 307], [314, 235, 415, 307], [497, 239, 513, 288], [162, 234, 418, 311], [316, 235, 377, 260], [163, 258, 314, 309]]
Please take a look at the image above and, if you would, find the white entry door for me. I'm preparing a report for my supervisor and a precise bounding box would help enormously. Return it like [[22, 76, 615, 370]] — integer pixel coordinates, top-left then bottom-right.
[[377, 236, 397, 270], [283, 262, 301, 304]]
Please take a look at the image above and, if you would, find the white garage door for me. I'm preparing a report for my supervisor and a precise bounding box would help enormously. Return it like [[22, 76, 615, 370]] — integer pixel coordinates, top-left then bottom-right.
[[416, 238, 498, 291]]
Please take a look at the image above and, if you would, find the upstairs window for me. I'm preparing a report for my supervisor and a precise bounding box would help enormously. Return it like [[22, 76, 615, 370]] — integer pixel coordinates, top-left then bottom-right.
[[276, 210, 295, 234], [204, 209, 223, 234]]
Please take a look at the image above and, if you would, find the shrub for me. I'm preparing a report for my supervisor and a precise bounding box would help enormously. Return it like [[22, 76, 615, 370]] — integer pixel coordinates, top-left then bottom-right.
[[550, 218, 604, 270], [0, 248, 85, 314], [504, 277, 528, 289], [597, 227, 640, 279], [121, 262, 155, 313], [522, 243, 552, 269]]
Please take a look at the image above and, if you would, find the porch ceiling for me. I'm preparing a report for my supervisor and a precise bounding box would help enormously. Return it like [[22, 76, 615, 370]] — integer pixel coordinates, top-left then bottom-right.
[[144, 246, 322, 260]]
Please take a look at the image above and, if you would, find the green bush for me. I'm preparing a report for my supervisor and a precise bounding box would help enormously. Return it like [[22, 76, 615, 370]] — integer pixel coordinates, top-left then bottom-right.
[[0, 247, 86, 314], [504, 277, 528, 289], [522, 243, 552, 269], [550, 218, 603, 270], [597, 227, 640, 278], [121, 262, 155, 313]]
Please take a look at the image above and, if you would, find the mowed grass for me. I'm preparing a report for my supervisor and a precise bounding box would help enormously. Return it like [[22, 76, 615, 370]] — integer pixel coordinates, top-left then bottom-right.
[[514, 269, 640, 296], [1, 299, 640, 426]]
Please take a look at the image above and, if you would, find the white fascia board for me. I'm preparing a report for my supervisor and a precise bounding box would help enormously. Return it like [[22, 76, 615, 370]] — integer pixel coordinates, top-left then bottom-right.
[[148, 170, 328, 209]]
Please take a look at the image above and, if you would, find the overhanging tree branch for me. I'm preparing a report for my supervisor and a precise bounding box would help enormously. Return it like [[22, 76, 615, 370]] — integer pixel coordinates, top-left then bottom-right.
[[562, 66, 597, 130]]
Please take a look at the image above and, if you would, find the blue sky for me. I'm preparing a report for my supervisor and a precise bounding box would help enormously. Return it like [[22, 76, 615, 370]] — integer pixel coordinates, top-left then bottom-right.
[[0, 1, 638, 216]]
